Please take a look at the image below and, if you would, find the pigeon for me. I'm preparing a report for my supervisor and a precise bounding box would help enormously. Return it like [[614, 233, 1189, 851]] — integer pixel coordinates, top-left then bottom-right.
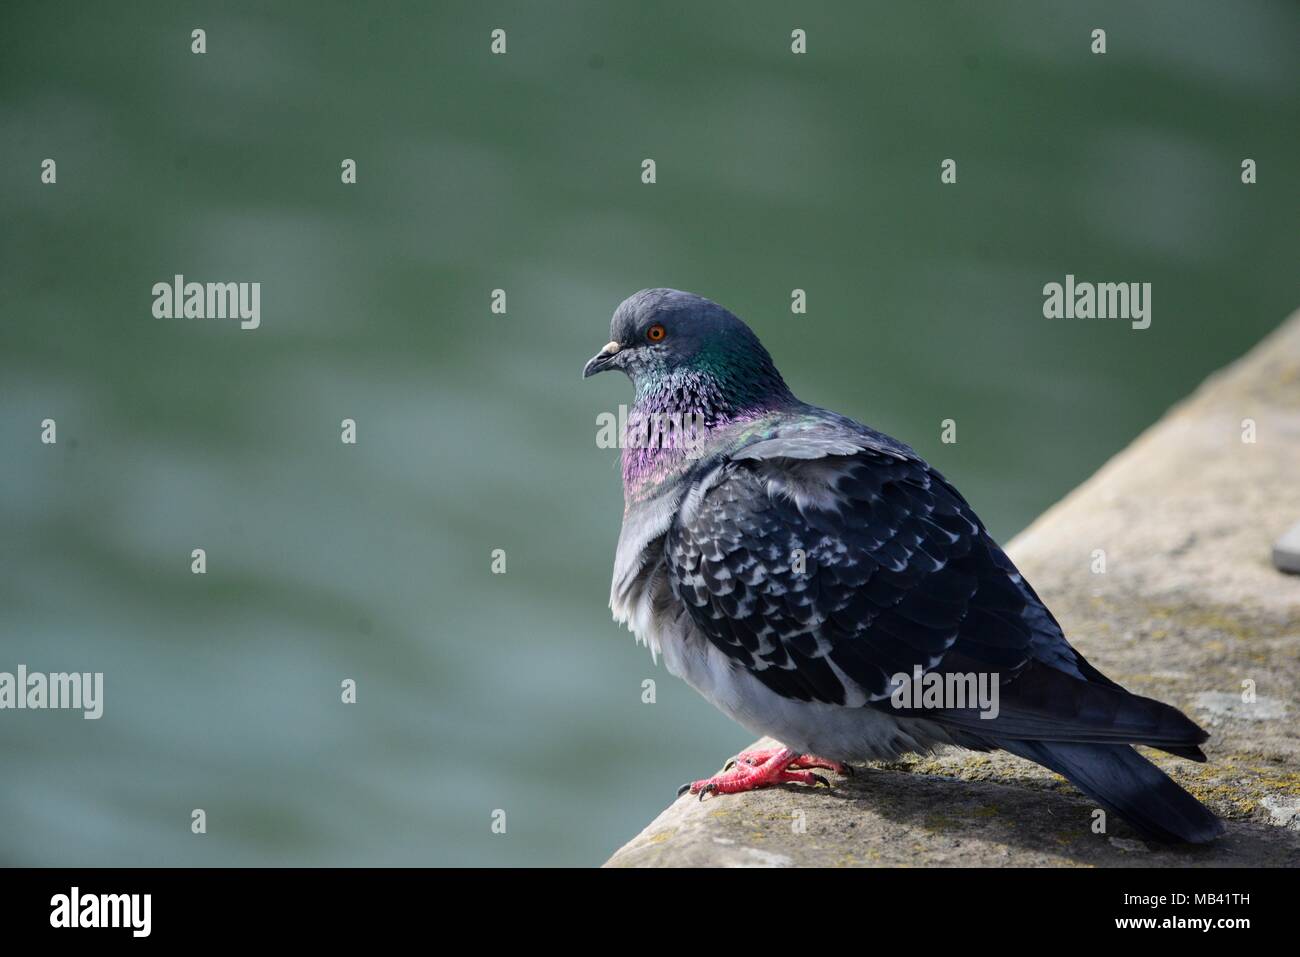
[[583, 288, 1225, 844]]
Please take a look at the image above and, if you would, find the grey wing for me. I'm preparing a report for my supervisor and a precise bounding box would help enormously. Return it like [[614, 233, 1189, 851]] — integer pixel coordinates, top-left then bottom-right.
[[665, 446, 1209, 756], [665, 448, 1038, 706]]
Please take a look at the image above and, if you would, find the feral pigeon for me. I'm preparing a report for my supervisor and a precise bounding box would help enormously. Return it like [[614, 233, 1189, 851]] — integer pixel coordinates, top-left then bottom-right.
[[583, 288, 1224, 844]]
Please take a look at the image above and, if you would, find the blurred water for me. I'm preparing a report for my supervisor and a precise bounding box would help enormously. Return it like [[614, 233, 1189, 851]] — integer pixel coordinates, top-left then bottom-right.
[[0, 1, 1296, 865]]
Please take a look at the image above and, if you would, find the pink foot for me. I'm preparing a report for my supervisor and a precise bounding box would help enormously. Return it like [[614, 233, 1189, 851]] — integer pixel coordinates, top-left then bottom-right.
[[679, 747, 850, 800], [728, 747, 852, 777]]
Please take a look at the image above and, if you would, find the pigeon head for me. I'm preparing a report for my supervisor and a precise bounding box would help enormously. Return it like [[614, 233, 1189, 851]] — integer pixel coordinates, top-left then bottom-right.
[[583, 289, 793, 417]]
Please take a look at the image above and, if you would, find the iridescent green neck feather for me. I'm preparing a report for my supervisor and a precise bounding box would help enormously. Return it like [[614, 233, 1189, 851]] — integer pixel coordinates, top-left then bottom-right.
[[621, 345, 794, 506]]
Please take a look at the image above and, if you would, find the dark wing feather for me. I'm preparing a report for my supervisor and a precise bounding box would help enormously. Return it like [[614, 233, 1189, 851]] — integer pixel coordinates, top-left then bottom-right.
[[667, 447, 1035, 706], [666, 442, 1208, 756]]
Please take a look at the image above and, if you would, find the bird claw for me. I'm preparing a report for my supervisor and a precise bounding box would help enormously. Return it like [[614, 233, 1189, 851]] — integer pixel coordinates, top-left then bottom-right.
[[680, 747, 849, 799], [731, 748, 852, 776], [678, 780, 722, 800]]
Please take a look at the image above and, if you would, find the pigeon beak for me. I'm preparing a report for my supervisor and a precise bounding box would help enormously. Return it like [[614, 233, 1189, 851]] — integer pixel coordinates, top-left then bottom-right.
[[583, 341, 622, 378]]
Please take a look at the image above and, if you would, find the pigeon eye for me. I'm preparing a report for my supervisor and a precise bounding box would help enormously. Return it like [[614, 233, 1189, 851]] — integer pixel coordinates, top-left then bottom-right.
[[646, 323, 666, 342]]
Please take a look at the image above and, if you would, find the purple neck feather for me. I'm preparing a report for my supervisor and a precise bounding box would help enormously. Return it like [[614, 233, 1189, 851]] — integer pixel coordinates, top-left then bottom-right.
[[620, 368, 790, 506]]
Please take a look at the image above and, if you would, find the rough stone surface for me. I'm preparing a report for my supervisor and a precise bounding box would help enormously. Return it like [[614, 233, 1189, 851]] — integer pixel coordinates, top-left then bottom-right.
[[606, 311, 1300, 868]]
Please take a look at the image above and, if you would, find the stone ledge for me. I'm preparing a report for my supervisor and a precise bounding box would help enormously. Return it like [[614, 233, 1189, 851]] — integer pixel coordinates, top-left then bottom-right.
[[605, 309, 1300, 868]]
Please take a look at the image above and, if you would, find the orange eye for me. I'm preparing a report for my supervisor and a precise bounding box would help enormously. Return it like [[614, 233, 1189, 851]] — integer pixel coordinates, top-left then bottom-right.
[[646, 323, 666, 342]]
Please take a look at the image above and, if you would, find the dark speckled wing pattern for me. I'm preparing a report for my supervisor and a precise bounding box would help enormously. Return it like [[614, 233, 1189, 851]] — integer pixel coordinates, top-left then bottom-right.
[[667, 440, 1039, 707], [665, 417, 1210, 759]]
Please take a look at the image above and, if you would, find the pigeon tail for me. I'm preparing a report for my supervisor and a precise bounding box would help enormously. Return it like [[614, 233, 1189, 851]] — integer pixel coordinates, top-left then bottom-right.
[[997, 739, 1226, 844]]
